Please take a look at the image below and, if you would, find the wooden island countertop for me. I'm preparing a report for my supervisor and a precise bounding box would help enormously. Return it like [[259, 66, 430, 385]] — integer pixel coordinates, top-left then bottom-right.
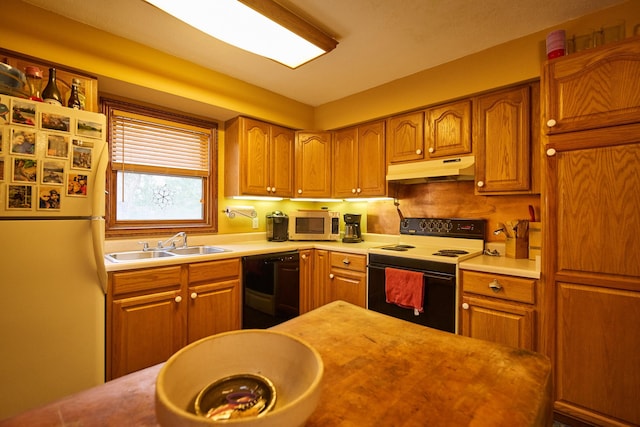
[[0, 301, 552, 426]]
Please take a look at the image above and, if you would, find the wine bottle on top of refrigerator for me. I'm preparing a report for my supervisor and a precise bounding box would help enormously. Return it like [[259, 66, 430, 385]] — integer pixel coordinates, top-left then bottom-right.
[[67, 78, 82, 110], [42, 67, 62, 106]]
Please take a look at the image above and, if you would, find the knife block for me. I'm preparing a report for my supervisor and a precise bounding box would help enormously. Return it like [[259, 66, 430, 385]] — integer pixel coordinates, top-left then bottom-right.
[[506, 236, 528, 259]]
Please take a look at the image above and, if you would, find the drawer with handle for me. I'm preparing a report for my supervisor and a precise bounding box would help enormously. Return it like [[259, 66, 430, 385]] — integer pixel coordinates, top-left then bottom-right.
[[461, 270, 536, 304]]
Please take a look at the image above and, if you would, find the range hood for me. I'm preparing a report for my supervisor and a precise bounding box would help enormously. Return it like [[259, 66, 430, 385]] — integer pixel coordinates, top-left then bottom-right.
[[386, 155, 475, 184]]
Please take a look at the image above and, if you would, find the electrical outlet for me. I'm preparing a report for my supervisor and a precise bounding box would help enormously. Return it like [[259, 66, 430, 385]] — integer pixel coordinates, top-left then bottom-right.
[[252, 217, 259, 229]]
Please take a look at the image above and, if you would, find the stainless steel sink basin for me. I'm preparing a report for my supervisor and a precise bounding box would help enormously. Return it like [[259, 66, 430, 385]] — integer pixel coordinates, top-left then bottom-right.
[[169, 246, 231, 256], [105, 250, 177, 262]]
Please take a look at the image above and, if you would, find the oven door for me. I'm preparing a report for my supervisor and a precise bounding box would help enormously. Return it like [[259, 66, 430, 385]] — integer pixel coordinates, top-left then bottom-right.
[[368, 260, 456, 333]]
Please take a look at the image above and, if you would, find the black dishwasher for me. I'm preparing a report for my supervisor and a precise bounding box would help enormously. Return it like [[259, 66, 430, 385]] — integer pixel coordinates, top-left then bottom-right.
[[242, 251, 300, 329]]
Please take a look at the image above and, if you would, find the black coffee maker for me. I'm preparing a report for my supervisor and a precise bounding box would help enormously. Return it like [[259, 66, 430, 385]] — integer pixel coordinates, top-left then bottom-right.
[[343, 213, 362, 243], [266, 211, 288, 241]]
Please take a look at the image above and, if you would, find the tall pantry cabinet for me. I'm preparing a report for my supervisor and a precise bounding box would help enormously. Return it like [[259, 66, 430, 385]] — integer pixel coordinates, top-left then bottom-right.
[[541, 36, 640, 426]]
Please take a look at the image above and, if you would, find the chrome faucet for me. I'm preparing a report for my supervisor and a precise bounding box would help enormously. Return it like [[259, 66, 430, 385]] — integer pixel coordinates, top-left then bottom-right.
[[140, 232, 188, 251], [157, 232, 188, 250]]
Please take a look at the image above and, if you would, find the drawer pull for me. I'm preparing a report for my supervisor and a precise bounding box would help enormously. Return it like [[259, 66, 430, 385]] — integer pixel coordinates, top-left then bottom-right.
[[489, 279, 502, 293], [342, 258, 351, 265]]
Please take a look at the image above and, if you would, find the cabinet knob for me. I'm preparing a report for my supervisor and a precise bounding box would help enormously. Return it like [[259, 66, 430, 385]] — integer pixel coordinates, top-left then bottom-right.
[[190, 292, 198, 299], [546, 148, 557, 157], [477, 180, 484, 188], [351, 188, 357, 194], [271, 187, 276, 193], [489, 279, 502, 293], [462, 303, 470, 310], [297, 189, 303, 194], [356, 188, 361, 193], [416, 149, 422, 155], [428, 147, 434, 153], [546, 119, 557, 127], [266, 186, 272, 192], [329, 273, 334, 279], [301, 254, 307, 260], [174, 295, 182, 303]]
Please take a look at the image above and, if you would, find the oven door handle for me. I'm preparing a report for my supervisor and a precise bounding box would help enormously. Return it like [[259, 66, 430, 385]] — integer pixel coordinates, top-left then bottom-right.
[[369, 264, 455, 284]]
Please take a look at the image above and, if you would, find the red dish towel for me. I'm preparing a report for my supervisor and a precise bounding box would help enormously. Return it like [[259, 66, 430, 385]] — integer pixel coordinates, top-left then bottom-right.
[[385, 267, 424, 313]]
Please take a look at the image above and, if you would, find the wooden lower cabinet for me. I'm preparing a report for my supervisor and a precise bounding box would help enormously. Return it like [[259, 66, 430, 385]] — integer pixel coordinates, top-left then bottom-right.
[[299, 249, 314, 314], [460, 270, 538, 351], [107, 259, 241, 380], [308, 249, 366, 309], [187, 259, 241, 342], [328, 251, 367, 308]]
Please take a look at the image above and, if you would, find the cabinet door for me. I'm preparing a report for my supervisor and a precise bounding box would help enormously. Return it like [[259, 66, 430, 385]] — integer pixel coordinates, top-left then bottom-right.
[[425, 100, 471, 158], [295, 131, 332, 197], [188, 279, 240, 343], [332, 127, 358, 198], [358, 120, 386, 197], [554, 282, 640, 425], [299, 249, 314, 314], [474, 85, 531, 194], [242, 118, 271, 195], [328, 268, 366, 308], [543, 39, 640, 135], [313, 249, 331, 308], [461, 295, 534, 350], [110, 290, 185, 379], [386, 111, 424, 163], [269, 125, 295, 197]]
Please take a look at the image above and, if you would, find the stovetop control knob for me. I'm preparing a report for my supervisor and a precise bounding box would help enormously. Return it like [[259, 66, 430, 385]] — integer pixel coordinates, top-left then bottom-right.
[[443, 220, 453, 231], [419, 219, 427, 230]]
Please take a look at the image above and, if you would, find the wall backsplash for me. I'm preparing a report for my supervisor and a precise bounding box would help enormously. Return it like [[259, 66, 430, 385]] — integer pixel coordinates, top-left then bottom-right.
[[367, 181, 540, 243]]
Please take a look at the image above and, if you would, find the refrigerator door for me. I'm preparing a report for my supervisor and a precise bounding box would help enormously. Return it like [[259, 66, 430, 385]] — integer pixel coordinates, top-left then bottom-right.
[[0, 95, 107, 218], [0, 219, 105, 418]]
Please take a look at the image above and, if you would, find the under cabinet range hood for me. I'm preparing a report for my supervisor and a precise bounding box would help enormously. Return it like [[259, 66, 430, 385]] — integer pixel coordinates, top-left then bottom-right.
[[386, 155, 475, 184]]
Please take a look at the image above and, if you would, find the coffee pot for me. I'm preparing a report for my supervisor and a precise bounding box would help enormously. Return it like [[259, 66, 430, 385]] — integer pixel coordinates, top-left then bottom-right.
[[343, 213, 362, 243]]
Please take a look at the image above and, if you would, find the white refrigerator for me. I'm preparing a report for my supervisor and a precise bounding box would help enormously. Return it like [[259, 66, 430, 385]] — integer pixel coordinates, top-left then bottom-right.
[[0, 95, 108, 419]]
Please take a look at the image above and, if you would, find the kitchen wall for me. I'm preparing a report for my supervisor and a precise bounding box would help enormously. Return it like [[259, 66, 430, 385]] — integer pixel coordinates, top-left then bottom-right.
[[2, 0, 638, 239]]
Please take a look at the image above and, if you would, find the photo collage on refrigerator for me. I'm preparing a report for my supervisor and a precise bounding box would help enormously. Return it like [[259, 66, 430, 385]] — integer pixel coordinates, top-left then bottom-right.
[[0, 95, 103, 211]]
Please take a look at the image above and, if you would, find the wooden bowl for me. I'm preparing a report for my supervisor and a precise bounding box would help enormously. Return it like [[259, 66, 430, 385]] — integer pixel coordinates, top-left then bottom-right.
[[155, 329, 323, 427]]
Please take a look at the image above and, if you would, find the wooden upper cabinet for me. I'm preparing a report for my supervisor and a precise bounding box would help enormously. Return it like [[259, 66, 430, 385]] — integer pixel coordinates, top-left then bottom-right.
[[474, 83, 539, 195], [295, 131, 332, 198], [333, 127, 359, 198], [225, 116, 294, 198], [424, 100, 472, 158], [1, 50, 99, 112], [544, 36, 640, 135], [386, 111, 425, 164], [333, 120, 386, 198]]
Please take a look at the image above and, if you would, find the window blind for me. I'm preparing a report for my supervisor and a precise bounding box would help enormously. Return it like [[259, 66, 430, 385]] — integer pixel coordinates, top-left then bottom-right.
[[110, 109, 211, 177]]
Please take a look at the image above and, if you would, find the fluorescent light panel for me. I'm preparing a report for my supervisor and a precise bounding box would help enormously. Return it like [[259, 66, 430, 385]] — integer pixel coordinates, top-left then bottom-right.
[[145, 0, 337, 68]]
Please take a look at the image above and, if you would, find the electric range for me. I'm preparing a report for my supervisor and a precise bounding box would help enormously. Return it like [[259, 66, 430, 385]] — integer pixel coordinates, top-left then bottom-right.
[[367, 217, 486, 333]]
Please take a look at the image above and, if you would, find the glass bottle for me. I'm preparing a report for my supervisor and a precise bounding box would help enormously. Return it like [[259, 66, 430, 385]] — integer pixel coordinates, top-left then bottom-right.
[[67, 78, 82, 110], [42, 67, 62, 106], [25, 66, 43, 102]]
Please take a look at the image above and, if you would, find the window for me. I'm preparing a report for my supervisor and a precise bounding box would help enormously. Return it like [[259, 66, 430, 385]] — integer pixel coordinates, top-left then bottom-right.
[[102, 98, 217, 236]]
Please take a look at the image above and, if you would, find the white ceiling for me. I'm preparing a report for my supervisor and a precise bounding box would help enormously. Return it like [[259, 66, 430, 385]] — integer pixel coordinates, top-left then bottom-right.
[[22, 0, 624, 107]]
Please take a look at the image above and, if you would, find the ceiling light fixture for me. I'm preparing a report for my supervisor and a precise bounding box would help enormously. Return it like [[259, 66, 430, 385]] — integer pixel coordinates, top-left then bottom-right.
[[144, 0, 338, 68]]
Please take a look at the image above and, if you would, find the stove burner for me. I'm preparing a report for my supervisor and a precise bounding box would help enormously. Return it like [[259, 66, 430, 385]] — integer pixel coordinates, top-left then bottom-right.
[[432, 249, 469, 257], [381, 244, 416, 252]]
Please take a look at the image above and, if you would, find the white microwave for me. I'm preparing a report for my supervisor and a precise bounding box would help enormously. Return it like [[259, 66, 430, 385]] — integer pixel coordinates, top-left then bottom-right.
[[288, 210, 340, 241]]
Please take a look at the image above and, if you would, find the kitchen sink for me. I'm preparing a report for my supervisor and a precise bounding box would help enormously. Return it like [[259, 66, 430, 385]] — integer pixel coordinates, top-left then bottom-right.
[[105, 250, 177, 262], [105, 246, 232, 262], [169, 246, 231, 256]]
